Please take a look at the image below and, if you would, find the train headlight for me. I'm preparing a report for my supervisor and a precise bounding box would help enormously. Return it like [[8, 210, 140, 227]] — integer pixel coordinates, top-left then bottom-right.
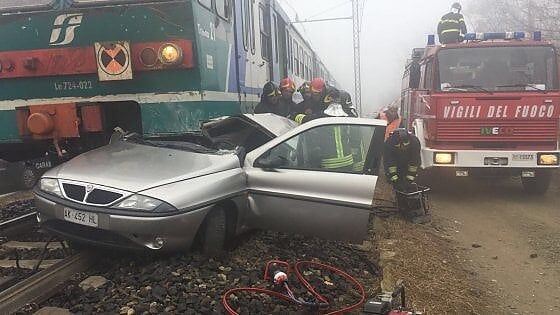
[[40, 178, 63, 197], [434, 152, 455, 165], [538, 153, 559, 165], [159, 43, 183, 65]]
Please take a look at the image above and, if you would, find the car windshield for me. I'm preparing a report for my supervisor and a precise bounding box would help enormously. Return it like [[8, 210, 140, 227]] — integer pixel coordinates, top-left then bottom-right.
[[437, 46, 558, 92]]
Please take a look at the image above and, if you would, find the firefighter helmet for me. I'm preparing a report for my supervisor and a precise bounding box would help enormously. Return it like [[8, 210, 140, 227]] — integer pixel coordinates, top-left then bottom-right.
[[279, 77, 296, 92], [310, 78, 326, 94], [451, 2, 462, 11]]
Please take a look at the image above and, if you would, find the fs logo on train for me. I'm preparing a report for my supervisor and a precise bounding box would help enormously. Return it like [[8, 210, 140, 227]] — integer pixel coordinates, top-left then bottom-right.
[[94, 41, 133, 81]]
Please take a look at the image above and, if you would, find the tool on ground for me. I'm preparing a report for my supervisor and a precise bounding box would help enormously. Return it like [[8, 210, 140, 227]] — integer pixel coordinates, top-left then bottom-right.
[[395, 184, 432, 224], [222, 260, 366, 314], [363, 280, 422, 315]]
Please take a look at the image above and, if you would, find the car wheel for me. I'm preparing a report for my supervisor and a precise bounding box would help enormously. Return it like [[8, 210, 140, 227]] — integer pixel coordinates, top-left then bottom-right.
[[18, 165, 39, 190], [521, 170, 552, 195], [200, 206, 227, 257]]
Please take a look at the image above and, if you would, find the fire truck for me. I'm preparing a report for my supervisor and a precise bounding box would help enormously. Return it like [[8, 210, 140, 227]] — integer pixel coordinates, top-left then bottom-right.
[[401, 32, 560, 194]]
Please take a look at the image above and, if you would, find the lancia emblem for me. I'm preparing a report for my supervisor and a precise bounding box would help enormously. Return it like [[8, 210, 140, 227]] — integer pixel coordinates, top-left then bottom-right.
[[86, 184, 94, 192]]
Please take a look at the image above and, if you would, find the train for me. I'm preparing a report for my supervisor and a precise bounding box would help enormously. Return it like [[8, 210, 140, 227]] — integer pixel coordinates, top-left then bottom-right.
[[0, 0, 338, 188]]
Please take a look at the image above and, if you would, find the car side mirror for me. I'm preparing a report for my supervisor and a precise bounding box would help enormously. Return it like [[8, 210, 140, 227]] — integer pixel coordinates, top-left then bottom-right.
[[255, 156, 285, 169]]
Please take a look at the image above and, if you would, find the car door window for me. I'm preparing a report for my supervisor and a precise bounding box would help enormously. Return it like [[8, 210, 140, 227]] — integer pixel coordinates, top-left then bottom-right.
[[256, 124, 382, 175]]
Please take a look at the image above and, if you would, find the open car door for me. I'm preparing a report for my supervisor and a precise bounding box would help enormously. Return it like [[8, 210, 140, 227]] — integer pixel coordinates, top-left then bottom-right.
[[243, 117, 387, 242]]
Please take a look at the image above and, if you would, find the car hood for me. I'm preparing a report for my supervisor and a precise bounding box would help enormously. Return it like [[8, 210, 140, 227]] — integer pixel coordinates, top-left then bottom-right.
[[44, 141, 240, 192]]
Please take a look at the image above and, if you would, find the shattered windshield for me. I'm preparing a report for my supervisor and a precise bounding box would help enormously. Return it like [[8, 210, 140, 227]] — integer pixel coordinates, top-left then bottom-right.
[[437, 46, 558, 92]]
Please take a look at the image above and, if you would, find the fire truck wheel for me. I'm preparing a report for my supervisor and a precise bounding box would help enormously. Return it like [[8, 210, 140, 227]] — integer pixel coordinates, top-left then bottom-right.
[[521, 170, 552, 195]]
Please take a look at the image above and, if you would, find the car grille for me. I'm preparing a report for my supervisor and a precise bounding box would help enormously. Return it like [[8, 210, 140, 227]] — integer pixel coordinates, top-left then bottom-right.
[[60, 181, 124, 205], [62, 183, 86, 202], [86, 189, 123, 205]]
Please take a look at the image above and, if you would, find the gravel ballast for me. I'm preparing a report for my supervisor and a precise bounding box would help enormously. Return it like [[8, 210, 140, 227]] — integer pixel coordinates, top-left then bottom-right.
[[36, 231, 380, 314]]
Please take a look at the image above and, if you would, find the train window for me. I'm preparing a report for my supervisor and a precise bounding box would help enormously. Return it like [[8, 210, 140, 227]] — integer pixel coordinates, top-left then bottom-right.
[[286, 32, 292, 71], [293, 40, 299, 76], [273, 14, 279, 63], [198, 0, 212, 10], [250, 0, 256, 55], [216, 0, 230, 21], [299, 47, 304, 78], [259, 4, 271, 60], [242, 0, 250, 51]]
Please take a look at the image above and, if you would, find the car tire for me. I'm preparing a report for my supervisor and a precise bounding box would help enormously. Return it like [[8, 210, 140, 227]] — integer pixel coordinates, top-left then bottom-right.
[[521, 170, 552, 195], [200, 206, 227, 257], [17, 165, 39, 190]]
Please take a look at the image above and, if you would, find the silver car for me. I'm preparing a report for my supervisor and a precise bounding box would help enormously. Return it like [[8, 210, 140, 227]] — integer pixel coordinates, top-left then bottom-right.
[[34, 114, 387, 253]]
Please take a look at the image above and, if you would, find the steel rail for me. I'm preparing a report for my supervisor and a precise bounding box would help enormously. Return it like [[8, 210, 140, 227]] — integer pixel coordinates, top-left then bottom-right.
[[0, 251, 96, 314], [0, 212, 37, 236]]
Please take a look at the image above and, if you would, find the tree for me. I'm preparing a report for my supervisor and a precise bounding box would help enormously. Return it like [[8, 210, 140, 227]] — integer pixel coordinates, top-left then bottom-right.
[[466, 0, 560, 40]]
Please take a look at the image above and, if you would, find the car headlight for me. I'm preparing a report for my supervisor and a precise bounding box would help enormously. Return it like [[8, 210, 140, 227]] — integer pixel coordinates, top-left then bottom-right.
[[159, 43, 183, 65], [114, 194, 175, 212], [434, 152, 455, 164], [538, 153, 559, 165], [39, 178, 63, 197]]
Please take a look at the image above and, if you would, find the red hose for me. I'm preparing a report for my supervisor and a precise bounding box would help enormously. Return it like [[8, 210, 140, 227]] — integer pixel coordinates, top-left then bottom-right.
[[222, 260, 366, 315]]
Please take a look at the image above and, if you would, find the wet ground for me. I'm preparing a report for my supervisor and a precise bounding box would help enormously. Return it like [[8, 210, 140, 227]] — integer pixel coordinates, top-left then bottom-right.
[[425, 171, 560, 314]]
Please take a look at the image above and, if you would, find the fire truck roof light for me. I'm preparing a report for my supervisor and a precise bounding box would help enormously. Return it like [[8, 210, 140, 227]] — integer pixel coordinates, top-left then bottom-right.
[[465, 32, 528, 41]]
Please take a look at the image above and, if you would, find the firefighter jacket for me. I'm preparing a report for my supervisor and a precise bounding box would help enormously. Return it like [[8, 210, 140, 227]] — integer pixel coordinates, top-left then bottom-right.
[[437, 12, 467, 44], [306, 125, 355, 170], [383, 133, 421, 184]]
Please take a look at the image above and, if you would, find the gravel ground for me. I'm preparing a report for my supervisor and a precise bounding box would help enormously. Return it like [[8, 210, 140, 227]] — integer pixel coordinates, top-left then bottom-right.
[[33, 230, 380, 314], [0, 199, 36, 223]]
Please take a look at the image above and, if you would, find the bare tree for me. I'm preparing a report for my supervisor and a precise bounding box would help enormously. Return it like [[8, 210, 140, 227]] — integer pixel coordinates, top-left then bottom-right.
[[466, 0, 560, 40]]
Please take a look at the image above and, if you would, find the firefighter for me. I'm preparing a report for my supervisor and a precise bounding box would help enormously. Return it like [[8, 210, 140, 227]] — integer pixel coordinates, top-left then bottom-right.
[[437, 2, 467, 44], [292, 87, 355, 171], [383, 106, 402, 141], [338, 90, 358, 117], [384, 128, 420, 189], [279, 77, 297, 117], [383, 128, 430, 223], [254, 82, 282, 115], [307, 77, 327, 114]]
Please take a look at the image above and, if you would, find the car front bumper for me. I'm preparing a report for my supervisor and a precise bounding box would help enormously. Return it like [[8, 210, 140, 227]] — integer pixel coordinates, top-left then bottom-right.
[[34, 192, 211, 251]]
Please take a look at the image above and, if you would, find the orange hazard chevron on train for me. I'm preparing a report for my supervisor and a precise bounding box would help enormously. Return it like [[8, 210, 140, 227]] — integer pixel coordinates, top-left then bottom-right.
[[94, 41, 133, 81]]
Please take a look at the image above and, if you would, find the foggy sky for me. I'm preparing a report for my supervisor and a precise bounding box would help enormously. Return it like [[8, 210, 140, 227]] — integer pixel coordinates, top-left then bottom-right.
[[279, 0, 468, 115]]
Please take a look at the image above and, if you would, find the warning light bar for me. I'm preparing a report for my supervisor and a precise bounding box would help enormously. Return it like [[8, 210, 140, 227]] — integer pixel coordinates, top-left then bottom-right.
[[464, 31, 542, 41]]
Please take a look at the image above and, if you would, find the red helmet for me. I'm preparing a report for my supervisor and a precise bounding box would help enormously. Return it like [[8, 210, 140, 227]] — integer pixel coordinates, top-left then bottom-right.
[[279, 77, 296, 92], [310, 78, 325, 94]]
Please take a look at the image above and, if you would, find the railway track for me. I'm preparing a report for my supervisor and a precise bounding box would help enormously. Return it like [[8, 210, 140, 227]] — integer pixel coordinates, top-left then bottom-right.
[[0, 212, 37, 237], [0, 251, 96, 314], [0, 208, 98, 313]]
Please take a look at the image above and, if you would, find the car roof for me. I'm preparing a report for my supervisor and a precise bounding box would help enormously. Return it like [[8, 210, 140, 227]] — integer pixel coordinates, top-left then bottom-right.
[[242, 113, 298, 137]]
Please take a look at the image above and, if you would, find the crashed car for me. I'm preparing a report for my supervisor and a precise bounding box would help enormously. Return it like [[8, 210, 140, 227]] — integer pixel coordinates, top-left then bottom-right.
[[34, 114, 386, 253]]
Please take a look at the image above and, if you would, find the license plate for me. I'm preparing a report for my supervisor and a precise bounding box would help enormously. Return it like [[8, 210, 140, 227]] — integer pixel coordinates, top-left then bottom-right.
[[63, 207, 98, 227]]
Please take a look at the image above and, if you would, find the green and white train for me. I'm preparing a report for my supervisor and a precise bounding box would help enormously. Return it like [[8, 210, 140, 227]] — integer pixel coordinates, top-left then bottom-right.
[[0, 0, 337, 187]]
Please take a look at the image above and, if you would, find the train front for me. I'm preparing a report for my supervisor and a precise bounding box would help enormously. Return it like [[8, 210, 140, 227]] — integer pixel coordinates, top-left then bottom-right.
[[0, 0, 238, 187], [417, 33, 560, 194]]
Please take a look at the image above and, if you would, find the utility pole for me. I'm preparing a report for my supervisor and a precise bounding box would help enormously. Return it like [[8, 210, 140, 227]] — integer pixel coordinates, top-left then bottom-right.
[[352, 0, 362, 116]]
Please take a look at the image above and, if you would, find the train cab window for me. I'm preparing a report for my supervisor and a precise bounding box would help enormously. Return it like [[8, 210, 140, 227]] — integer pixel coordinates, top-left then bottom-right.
[[259, 4, 271, 60], [216, 0, 231, 21], [198, 0, 212, 10]]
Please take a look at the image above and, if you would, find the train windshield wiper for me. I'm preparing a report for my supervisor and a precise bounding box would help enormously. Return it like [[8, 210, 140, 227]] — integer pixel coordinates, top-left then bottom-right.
[[447, 84, 492, 94], [495, 83, 546, 92]]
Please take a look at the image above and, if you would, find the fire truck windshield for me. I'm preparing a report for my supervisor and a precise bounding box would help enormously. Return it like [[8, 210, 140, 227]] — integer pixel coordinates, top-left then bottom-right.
[[437, 46, 558, 92]]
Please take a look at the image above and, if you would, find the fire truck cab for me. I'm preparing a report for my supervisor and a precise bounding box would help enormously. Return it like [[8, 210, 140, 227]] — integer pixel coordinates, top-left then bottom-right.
[[401, 32, 560, 194]]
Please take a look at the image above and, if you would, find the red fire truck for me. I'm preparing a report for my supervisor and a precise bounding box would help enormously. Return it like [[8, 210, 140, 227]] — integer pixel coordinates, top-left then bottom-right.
[[401, 32, 560, 194]]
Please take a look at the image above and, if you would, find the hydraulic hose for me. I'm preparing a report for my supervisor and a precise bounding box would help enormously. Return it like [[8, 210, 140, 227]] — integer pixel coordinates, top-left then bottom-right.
[[222, 260, 366, 315]]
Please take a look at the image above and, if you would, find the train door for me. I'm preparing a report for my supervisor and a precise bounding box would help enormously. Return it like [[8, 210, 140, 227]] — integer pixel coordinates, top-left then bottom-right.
[[276, 15, 287, 80]]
